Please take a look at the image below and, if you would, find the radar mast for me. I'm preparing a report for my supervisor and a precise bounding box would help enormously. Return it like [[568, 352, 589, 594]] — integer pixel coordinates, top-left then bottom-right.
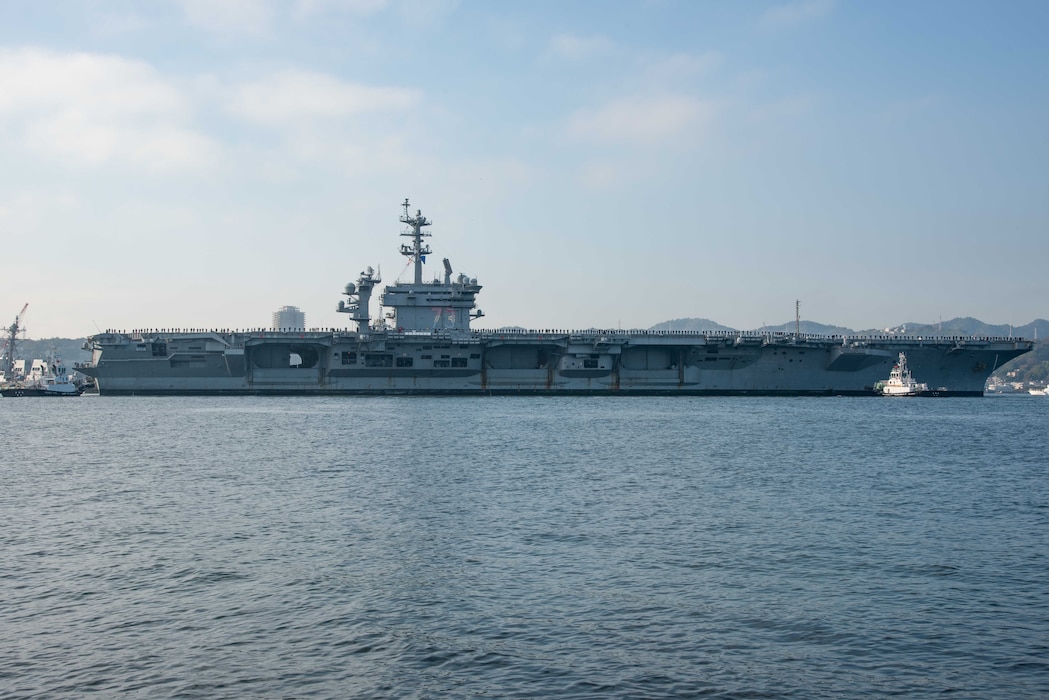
[[400, 198, 432, 284]]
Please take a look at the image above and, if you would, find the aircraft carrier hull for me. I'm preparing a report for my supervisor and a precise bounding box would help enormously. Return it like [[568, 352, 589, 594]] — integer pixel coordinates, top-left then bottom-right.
[[78, 329, 1031, 397]]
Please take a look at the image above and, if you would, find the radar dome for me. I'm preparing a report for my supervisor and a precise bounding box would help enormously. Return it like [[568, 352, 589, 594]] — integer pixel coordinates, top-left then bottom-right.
[[344, 283, 356, 295]]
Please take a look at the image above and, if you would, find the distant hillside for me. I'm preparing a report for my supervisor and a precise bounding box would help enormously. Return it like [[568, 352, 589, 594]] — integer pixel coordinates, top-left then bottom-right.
[[994, 338, 1049, 384], [650, 318, 868, 335], [649, 318, 736, 333], [876, 318, 1048, 339], [755, 321, 854, 336], [651, 318, 867, 336], [652, 316, 1049, 339], [6, 337, 90, 364]]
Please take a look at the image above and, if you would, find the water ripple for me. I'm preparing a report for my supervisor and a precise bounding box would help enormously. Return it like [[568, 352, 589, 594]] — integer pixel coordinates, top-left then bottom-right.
[[1, 396, 1047, 698]]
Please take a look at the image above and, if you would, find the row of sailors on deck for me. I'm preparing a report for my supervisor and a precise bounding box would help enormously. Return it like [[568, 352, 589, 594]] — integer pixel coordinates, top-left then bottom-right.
[[102, 328, 1024, 342]]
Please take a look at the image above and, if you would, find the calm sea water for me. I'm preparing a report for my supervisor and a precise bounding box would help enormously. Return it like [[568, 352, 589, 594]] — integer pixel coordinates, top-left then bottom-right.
[[1, 396, 1047, 699]]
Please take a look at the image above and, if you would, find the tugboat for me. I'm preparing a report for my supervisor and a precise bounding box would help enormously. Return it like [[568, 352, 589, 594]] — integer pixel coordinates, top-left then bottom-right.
[[877, 352, 929, 397]]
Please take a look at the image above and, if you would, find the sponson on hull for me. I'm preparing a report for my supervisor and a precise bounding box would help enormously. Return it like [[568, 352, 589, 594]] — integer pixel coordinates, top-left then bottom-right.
[[77, 199, 1033, 396]]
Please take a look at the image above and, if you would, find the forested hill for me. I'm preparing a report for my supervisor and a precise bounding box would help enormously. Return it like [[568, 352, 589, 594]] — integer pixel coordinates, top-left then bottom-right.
[[7, 338, 90, 365], [650, 316, 1048, 338]]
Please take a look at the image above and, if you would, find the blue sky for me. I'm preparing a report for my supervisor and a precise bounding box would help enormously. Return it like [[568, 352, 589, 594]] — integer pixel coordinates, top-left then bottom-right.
[[2, 0, 1046, 338]]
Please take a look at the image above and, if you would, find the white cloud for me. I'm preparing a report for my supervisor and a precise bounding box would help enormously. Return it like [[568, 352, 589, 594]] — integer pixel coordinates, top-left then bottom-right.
[[25, 115, 219, 171], [0, 190, 80, 237], [89, 12, 152, 38], [390, 0, 460, 27], [546, 33, 616, 61], [224, 70, 421, 125], [639, 50, 724, 91], [287, 0, 460, 26], [481, 16, 530, 53], [272, 129, 419, 175], [177, 0, 400, 32], [759, 0, 835, 29], [542, 39, 724, 105], [294, 0, 390, 16], [0, 48, 220, 171], [0, 48, 182, 117], [176, 0, 276, 35], [566, 95, 718, 146]]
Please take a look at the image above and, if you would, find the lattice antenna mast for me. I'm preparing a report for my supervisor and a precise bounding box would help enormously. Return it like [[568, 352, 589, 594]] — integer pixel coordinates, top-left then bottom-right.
[[1, 303, 28, 377], [399, 198, 432, 285]]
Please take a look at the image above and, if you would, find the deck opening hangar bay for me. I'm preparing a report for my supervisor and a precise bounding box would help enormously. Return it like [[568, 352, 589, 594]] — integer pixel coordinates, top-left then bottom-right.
[[77, 200, 1032, 396]]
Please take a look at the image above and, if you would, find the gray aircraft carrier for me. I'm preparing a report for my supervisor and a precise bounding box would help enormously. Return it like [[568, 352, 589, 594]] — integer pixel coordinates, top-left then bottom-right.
[[77, 200, 1032, 396]]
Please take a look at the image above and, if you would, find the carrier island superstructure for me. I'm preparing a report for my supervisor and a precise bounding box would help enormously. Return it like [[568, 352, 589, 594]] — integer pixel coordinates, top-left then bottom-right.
[[77, 200, 1033, 396]]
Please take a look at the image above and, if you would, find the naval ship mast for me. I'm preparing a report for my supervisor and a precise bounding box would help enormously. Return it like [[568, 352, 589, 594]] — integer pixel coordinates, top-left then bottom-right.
[[336, 267, 380, 334], [1, 303, 28, 379], [368, 198, 484, 333], [400, 198, 432, 284]]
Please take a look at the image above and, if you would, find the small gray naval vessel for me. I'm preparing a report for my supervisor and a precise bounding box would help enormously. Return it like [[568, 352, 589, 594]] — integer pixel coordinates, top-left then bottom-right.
[[77, 199, 1033, 396]]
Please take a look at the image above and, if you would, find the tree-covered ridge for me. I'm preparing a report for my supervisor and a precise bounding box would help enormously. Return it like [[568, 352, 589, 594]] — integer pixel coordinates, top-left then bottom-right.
[[997, 340, 1049, 385], [7, 338, 90, 365], [649, 316, 1049, 339]]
